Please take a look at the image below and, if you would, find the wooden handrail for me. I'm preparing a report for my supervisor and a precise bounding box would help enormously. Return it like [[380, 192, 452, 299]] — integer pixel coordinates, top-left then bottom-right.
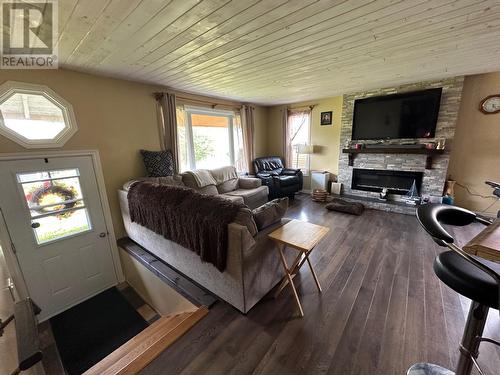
[[84, 306, 208, 375]]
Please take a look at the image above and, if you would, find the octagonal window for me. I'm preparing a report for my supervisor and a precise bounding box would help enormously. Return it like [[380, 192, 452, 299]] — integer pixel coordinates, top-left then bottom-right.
[[0, 82, 77, 148]]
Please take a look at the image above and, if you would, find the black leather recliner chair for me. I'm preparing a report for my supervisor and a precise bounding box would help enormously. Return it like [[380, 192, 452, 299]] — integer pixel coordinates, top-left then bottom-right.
[[253, 156, 303, 199]]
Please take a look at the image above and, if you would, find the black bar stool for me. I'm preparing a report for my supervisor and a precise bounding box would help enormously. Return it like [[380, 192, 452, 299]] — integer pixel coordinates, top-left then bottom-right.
[[407, 204, 500, 375]]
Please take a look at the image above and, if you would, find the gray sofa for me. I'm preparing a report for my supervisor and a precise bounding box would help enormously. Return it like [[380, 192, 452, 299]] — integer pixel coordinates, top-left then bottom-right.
[[181, 166, 268, 209], [118, 174, 293, 313]]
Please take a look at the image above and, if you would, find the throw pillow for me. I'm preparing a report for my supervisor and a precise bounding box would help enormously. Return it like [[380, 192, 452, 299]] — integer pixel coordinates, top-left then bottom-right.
[[325, 198, 364, 215], [140, 149, 174, 177], [216, 178, 238, 193], [233, 207, 258, 236], [252, 197, 289, 230]]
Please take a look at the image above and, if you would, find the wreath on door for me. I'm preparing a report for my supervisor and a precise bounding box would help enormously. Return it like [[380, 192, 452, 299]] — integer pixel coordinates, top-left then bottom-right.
[[29, 183, 78, 219]]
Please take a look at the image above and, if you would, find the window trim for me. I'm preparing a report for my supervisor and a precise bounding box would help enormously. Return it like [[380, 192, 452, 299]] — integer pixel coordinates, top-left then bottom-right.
[[15, 168, 92, 246], [183, 106, 236, 171], [0, 81, 78, 149]]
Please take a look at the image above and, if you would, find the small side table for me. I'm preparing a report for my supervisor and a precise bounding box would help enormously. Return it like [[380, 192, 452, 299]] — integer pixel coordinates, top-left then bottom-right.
[[268, 219, 330, 317]]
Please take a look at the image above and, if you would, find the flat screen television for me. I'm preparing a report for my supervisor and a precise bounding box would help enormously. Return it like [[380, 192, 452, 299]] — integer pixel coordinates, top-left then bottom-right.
[[351, 88, 442, 140]]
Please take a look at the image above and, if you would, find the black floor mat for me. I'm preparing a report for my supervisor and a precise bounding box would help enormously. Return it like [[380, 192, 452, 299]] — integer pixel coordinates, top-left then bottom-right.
[[50, 287, 148, 375]]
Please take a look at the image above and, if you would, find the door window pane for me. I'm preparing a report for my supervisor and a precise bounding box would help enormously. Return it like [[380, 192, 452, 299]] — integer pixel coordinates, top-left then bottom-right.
[[17, 168, 79, 183], [20, 177, 84, 217], [31, 209, 91, 245], [16, 169, 92, 245]]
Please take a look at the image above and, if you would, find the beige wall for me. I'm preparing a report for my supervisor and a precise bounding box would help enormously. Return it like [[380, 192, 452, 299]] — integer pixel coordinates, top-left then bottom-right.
[[0, 69, 162, 238], [266, 96, 343, 189], [0, 69, 265, 237], [119, 248, 196, 315], [266, 105, 285, 157], [448, 72, 500, 215]]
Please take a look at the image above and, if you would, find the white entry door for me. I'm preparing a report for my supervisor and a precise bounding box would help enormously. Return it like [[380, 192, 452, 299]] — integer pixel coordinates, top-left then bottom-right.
[[0, 155, 118, 321]]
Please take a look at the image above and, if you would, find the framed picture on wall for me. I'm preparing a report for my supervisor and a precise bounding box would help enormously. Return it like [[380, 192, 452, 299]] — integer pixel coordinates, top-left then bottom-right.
[[320, 111, 333, 126]]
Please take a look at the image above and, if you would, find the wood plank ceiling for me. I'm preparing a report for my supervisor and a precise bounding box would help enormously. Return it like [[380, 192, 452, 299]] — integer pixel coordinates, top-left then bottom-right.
[[54, 0, 500, 105]]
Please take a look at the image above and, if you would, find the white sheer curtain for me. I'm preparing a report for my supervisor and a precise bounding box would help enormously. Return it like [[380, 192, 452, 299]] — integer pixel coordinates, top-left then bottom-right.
[[286, 108, 311, 171], [233, 112, 247, 174], [175, 104, 189, 172], [282, 106, 290, 167]]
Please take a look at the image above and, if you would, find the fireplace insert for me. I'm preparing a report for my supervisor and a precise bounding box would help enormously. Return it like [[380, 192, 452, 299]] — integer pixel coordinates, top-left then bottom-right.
[[351, 168, 423, 195]]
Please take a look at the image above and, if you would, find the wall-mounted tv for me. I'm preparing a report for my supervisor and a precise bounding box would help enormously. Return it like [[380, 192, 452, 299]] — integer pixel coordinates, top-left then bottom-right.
[[351, 88, 442, 140]]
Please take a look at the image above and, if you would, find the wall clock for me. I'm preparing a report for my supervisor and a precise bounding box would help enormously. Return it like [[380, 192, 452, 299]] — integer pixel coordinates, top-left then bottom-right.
[[479, 94, 500, 114]]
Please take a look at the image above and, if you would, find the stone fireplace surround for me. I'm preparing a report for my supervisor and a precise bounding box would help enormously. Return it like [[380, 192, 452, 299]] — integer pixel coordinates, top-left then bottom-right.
[[337, 77, 464, 214]]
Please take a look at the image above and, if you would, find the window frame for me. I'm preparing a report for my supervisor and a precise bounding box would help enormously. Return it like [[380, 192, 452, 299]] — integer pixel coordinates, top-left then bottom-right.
[[0, 81, 78, 149], [15, 168, 93, 246], [183, 106, 236, 171]]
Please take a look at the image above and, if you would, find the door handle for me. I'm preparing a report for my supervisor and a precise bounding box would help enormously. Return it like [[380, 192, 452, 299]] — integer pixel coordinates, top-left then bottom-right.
[[99, 232, 107, 238], [6, 278, 15, 302]]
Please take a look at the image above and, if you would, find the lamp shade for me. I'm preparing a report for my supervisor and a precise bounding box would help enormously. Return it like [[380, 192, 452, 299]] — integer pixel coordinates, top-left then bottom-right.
[[296, 144, 314, 154]]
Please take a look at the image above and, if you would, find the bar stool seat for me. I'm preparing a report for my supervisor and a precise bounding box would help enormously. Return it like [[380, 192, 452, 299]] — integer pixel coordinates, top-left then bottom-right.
[[408, 363, 454, 375], [407, 204, 500, 375], [435, 251, 500, 309]]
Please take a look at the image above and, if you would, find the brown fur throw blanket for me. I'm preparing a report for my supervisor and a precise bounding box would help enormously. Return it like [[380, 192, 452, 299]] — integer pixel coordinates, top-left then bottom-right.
[[128, 181, 244, 272]]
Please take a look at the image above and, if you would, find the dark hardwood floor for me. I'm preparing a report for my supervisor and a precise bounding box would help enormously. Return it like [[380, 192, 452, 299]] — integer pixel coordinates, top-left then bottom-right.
[[142, 194, 500, 375]]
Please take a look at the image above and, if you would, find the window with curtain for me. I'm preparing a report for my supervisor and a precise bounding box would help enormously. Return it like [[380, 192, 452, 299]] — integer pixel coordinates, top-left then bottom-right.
[[176, 106, 245, 172], [288, 110, 311, 175]]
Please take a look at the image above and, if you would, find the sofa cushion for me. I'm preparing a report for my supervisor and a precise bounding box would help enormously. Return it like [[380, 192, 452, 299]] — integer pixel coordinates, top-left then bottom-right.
[[238, 177, 261, 189], [196, 185, 219, 196], [140, 150, 174, 177], [224, 186, 269, 209], [252, 197, 289, 230], [216, 178, 239, 194], [219, 194, 245, 205], [279, 175, 300, 187], [233, 207, 258, 237], [210, 166, 238, 185]]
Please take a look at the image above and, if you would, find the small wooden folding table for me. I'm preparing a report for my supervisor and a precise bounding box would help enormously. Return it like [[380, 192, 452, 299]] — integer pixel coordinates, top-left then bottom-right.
[[268, 219, 329, 317]]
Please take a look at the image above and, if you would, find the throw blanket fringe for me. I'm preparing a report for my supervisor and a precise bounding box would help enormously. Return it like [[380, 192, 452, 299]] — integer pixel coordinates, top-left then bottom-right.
[[127, 181, 243, 271]]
